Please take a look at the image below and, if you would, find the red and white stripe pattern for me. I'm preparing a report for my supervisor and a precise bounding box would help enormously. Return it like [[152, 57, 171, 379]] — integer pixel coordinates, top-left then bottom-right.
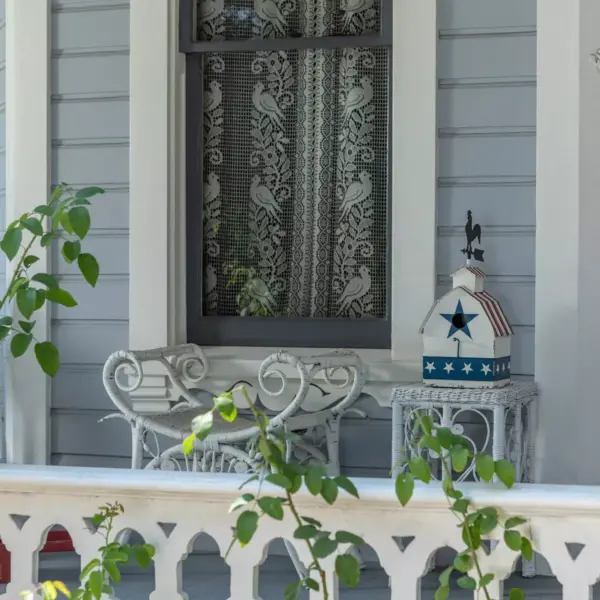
[[463, 288, 513, 337], [465, 266, 486, 278]]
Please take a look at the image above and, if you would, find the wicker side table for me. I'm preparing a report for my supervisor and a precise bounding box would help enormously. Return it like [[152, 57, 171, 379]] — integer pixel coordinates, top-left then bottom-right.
[[390, 381, 538, 577]]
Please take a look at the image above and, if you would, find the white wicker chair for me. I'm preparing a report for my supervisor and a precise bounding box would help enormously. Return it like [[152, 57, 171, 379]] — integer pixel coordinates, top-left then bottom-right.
[[101, 344, 366, 576]]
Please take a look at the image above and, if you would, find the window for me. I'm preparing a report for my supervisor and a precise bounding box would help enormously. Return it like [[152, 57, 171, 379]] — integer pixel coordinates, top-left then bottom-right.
[[181, 0, 393, 348]]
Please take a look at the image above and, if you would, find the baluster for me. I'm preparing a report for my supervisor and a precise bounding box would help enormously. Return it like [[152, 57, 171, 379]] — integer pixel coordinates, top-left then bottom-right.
[[150, 548, 187, 600], [4, 518, 43, 598], [226, 547, 262, 600], [309, 557, 337, 600]]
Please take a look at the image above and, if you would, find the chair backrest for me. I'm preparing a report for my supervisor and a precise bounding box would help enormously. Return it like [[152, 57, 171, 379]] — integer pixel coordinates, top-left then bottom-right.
[[103, 345, 365, 442]]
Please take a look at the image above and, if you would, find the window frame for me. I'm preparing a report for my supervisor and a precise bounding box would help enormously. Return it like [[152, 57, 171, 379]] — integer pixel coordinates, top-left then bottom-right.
[[182, 0, 395, 349], [128, 0, 438, 398]]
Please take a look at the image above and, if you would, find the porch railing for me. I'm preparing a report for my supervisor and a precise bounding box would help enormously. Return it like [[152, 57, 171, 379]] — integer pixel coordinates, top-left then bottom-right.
[[0, 464, 599, 599]]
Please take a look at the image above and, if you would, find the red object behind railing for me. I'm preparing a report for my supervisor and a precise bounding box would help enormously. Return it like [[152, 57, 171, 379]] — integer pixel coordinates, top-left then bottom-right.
[[0, 530, 75, 583]]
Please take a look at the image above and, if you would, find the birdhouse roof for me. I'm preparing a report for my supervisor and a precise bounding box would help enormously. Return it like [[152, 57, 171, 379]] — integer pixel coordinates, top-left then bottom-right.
[[451, 266, 486, 279], [419, 286, 513, 338]]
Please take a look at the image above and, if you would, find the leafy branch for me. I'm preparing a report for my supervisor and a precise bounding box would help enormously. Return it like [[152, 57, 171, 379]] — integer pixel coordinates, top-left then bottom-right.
[[28, 503, 155, 600], [0, 185, 102, 375], [395, 414, 531, 600], [184, 387, 363, 600]]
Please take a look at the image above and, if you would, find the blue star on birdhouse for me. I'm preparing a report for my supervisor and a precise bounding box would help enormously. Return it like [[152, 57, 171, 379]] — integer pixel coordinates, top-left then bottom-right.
[[440, 299, 478, 339]]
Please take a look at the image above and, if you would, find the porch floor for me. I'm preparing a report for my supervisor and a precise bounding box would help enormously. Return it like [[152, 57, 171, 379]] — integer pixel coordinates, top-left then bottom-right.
[[18, 553, 564, 599]]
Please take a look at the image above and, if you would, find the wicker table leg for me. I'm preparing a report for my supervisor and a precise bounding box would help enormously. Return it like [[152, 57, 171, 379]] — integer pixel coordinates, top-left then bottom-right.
[[391, 401, 405, 478]]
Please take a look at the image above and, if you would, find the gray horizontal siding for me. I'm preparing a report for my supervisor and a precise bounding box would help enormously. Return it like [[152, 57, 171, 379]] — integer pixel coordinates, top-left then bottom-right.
[[436, 0, 537, 377], [51, 0, 537, 474], [50, 0, 130, 465]]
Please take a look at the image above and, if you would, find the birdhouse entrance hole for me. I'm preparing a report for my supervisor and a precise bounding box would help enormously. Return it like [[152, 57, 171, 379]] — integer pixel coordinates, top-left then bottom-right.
[[451, 313, 467, 330]]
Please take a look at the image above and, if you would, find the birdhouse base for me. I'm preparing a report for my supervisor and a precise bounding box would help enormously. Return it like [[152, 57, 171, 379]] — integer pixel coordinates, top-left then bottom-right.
[[422, 356, 511, 389]]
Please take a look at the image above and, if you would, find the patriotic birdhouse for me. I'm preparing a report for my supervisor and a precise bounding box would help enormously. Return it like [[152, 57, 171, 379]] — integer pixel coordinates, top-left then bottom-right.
[[419, 211, 513, 388]]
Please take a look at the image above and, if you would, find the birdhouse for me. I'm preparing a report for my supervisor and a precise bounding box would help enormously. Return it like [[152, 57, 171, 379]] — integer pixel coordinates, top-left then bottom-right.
[[419, 211, 513, 388]]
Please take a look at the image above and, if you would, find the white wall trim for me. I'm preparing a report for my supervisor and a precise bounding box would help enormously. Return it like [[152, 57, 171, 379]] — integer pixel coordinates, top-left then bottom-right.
[[535, 0, 600, 485], [4, 0, 51, 464], [128, 0, 437, 408]]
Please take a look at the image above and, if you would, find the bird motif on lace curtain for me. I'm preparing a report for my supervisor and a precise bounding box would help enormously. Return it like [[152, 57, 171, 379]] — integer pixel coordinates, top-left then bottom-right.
[[253, 82, 286, 129], [205, 264, 217, 296], [204, 172, 220, 206], [254, 0, 288, 36], [340, 172, 372, 220], [250, 175, 280, 219], [204, 81, 222, 113], [342, 77, 373, 123], [198, 0, 225, 28], [341, 0, 375, 28], [338, 265, 371, 312]]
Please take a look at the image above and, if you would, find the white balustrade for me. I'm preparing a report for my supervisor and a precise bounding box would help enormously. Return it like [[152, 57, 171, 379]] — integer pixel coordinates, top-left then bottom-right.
[[0, 465, 599, 599]]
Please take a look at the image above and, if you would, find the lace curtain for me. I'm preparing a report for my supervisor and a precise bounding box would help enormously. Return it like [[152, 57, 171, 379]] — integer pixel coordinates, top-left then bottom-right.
[[200, 0, 389, 320]]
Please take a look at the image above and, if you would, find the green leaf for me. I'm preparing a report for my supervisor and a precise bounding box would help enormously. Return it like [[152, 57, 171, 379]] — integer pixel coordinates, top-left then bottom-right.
[[62, 240, 81, 263], [312, 536, 338, 558], [75, 186, 105, 199], [0, 327, 10, 342], [0, 316, 13, 328], [335, 476, 359, 499], [236, 510, 259, 546], [9, 277, 27, 297], [451, 445, 469, 473], [505, 517, 527, 530], [463, 523, 481, 550], [321, 478, 338, 505], [69, 206, 91, 239], [183, 434, 195, 456], [305, 578, 319, 592], [34, 205, 53, 216], [451, 498, 470, 514], [229, 493, 254, 513], [439, 566, 453, 587], [479, 508, 499, 534], [35, 342, 60, 376], [495, 460, 516, 489], [284, 581, 301, 600], [103, 559, 121, 583], [88, 570, 103, 599], [83, 591, 92, 600], [434, 586, 450, 600], [11, 333, 32, 358], [475, 454, 495, 482], [479, 573, 495, 589], [215, 393, 237, 422], [21, 218, 44, 237], [521, 536, 533, 561], [409, 457, 431, 483], [258, 496, 284, 520], [266, 473, 292, 490], [41, 232, 55, 247], [421, 434, 442, 454], [143, 544, 155, 559], [35, 289, 46, 310], [504, 530, 522, 552], [453, 553, 473, 573], [47, 288, 78, 307], [23, 255, 40, 268], [335, 531, 364, 546], [457, 575, 477, 590], [509, 589, 525, 600], [1, 227, 22, 260], [435, 427, 455, 450], [294, 525, 318, 539], [418, 414, 433, 435], [80, 560, 100, 585], [395, 472, 414, 506], [335, 554, 360, 587], [132, 545, 152, 569], [191, 411, 213, 441], [16, 288, 37, 319], [301, 516, 322, 528], [305, 466, 324, 495], [32, 273, 59, 289], [60, 211, 74, 234]]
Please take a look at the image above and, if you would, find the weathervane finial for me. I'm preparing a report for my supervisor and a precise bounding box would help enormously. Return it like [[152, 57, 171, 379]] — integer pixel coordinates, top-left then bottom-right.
[[461, 209, 484, 264]]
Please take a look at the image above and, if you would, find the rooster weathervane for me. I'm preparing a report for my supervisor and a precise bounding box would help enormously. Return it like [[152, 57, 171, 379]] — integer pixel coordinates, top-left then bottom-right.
[[461, 210, 484, 263]]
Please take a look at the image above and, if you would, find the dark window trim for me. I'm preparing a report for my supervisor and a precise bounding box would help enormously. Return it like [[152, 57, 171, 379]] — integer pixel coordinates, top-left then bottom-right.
[[182, 1, 393, 349]]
